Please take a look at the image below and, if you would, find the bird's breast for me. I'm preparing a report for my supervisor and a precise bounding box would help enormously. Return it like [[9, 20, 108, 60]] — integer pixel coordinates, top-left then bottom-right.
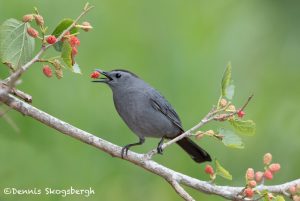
[[112, 89, 180, 138]]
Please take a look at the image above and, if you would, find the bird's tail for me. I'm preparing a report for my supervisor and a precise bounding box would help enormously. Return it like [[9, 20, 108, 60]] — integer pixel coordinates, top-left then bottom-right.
[[176, 137, 211, 163]]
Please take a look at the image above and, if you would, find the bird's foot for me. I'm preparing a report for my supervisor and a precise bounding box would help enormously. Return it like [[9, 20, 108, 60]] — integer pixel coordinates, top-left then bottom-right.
[[121, 145, 130, 158], [156, 137, 165, 155], [156, 145, 164, 155]]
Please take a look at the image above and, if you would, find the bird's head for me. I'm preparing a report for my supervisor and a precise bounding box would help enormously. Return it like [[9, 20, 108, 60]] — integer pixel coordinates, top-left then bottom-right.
[[92, 69, 140, 89]]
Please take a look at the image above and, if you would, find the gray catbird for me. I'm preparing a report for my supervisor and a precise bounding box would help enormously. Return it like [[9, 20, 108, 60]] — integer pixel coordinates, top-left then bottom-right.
[[93, 69, 211, 163]]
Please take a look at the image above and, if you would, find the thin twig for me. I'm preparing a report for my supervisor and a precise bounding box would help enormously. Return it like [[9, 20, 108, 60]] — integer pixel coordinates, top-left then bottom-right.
[[239, 94, 254, 112], [147, 95, 254, 158], [167, 179, 195, 201], [0, 83, 32, 103]]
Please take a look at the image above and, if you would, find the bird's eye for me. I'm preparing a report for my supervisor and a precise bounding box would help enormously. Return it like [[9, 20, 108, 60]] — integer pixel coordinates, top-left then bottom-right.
[[115, 73, 121, 78]]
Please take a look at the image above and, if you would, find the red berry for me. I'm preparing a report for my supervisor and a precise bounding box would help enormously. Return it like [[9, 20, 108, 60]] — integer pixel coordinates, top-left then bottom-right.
[[90, 71, 100, 79], [43, 65, 52, 78], [237, 110, 245, 118], [246, 168, 255, 180], [204, 164, 214, 175], [69, 36, 80, 47], [244, 188, 254, 198], [264, 170, 273, 180], [255, 171, 264, 183], [27, 27, 39, 38], [46, 35, 57, 44], [269, 163, 281, 173], [72, 47, 78, 56], [22, 14, 33, 22]]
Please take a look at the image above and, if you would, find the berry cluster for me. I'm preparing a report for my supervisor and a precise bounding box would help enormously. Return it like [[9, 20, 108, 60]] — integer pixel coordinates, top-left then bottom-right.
[[22, 11, 92, 79], [219, 98, 246, 119], [243, 153, 281, 198]]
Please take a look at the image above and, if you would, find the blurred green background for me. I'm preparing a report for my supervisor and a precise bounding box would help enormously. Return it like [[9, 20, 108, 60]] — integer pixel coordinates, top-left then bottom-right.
[[1, 0, 300, 200]]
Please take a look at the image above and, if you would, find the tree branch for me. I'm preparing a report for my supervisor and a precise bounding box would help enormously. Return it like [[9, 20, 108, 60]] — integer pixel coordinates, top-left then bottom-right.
[[1, 93, 298, 200]]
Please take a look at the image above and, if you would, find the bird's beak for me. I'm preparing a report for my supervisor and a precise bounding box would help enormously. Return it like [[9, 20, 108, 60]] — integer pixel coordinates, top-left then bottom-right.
[[92, 69, 113, 83]]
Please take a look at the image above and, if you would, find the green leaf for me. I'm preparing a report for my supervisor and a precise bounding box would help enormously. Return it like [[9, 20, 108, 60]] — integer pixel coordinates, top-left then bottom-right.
[[215, 159, 232, 180], [221, 62, 234, 100], [219, 128, 244, 149], [225, 83, 235, 100], [274, 196, 285, 201], [0, 19, 35, 69], [72, 63, 82, 74], [52, 18, 78, 52], [61, 41, 72, 68], [229, 119, 256, 136]]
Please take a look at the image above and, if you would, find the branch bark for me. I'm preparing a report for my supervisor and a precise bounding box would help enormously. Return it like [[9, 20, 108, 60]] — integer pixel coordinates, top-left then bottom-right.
[[1, 93, 299, 200]]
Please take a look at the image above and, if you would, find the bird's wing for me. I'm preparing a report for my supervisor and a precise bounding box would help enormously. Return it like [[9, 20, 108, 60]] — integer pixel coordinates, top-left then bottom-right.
[[149, 89, 184, 132]]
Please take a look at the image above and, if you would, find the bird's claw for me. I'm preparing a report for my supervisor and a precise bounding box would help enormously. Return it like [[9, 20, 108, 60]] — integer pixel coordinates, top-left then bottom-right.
[[121, 145, 130, 158], [157, 145, 163, 155]]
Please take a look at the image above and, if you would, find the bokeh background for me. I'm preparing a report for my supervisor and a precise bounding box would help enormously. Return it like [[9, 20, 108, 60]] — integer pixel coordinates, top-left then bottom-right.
[[1, 0, 300, 200]]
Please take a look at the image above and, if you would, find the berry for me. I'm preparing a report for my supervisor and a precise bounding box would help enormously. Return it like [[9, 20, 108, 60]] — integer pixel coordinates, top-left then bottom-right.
[[205, 130, 215, 136], [72, 47, 78, 56], [61, 31, 71, 42], [246, 168, 255, 180], [34, 14, 44, 26], [219, 98, 227, 107], [204, 164, 214, 175], [269, 163, 281, 173], [293, 195, 300, 201], [237, 110, 245, 118], [227, 104, 236, 112], [43, 65, 52, 78], [90, 71, 100, 79], [81, 21, 92, 32], [248, 180, 257, 188], [263, 153, 272, 165], [264, 170, 273, 180], [289, 186, 297, 195], [244, 188, 254, 198], [255, 171, 264, 183], [69, 36, 80, 47], [46, 35, 57, 44], [27, 27, 39, 38], [195, 131, 204, 140], [22, 14, 33, 22]]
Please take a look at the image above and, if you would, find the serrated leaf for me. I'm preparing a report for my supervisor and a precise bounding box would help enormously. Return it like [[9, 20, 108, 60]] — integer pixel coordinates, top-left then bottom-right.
[[274, 196, 285, 201], [221, 62, 235, 100], [61, 41, 72, 68], [72, 63, 81, 74], [0, 19, 35, 69], [215, 159, 232, 180], [52, 18, 78, 52], [219, 128, 244, 149], [229, 119, 256, 136]]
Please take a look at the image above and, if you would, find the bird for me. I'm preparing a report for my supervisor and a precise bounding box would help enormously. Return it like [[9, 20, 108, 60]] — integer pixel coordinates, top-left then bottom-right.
[[92, 69, 211, 163]]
